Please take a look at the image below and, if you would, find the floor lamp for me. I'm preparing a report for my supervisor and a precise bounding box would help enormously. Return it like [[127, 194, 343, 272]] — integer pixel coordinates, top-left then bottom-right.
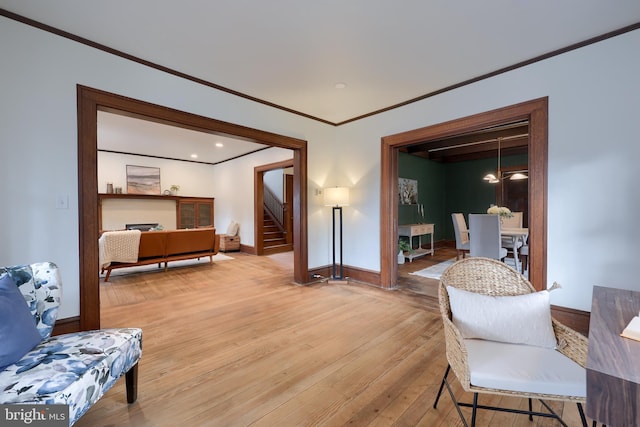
[[324, 187, 350, 283]]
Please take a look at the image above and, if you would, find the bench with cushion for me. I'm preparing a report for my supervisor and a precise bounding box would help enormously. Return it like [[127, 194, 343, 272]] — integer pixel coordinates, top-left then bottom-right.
[[0, 262, 142, 426]]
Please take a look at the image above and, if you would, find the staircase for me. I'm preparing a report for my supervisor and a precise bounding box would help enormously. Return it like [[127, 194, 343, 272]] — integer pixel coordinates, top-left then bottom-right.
[[262, 209, 292, 254]]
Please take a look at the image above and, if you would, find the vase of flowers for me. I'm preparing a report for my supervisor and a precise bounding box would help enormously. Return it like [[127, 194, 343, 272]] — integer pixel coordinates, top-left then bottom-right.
[[487, 205, 513, 218]]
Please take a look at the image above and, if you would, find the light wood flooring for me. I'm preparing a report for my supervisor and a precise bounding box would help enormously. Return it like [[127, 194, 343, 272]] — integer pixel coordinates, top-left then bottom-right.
[[77, 250, 591, 426]]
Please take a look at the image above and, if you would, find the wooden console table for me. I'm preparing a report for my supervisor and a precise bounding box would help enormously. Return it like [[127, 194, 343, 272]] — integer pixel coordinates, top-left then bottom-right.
[[586, 285, 640, 426], [398, 223, 434, 262]]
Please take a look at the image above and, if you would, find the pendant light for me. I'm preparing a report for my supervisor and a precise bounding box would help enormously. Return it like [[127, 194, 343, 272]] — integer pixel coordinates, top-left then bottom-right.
[[483, 137, 502, 183], [483, 137, 528, 183]]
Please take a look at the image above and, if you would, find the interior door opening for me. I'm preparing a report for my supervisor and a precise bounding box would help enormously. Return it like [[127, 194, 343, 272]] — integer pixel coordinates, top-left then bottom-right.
[[381, 98, 548, 291], [78, 85, 308, 331]]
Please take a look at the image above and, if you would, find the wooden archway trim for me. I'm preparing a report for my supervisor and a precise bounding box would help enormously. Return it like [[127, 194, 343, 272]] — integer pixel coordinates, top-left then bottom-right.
[[380, 98, 548, 291], [254, 159, 295, 255], [78, 85, 308, 330]]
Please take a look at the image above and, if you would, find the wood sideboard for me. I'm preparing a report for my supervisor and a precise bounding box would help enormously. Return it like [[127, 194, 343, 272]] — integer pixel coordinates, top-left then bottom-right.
[[586, 285, 640, 426]]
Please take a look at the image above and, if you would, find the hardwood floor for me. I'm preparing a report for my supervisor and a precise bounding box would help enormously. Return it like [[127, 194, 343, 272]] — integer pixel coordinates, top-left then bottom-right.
[[78, 251, 589, 426], [396, 247, 458, 299]]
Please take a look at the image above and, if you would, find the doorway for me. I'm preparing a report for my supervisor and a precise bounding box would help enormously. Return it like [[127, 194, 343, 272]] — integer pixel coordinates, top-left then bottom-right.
[[254, 159, 295, 255], [78, 85, 309, 331], [380, 98, 548, 291]]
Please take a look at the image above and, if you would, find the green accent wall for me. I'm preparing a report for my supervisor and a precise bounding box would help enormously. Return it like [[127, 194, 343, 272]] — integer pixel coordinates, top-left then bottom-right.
[[398, 152, 528, 243]]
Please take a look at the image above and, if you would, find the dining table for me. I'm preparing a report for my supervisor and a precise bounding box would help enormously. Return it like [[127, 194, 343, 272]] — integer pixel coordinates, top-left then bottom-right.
[[500, 227, 529, 272]]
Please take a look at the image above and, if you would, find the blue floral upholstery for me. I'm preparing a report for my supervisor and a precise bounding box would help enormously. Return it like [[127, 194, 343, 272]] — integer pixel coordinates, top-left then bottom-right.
[[0, 262, 142, 426], [1, 262, 62, 340]]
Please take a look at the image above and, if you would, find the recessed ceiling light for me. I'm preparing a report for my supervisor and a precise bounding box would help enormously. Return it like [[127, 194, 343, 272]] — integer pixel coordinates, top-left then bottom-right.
[[190, 154, 198, 159], [215, 142, 224, 148], [334, 82, 347, 89]]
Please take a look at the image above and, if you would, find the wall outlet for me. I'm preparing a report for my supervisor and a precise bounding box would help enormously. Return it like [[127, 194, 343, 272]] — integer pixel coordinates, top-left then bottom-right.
[[56, 194, 69, 209]]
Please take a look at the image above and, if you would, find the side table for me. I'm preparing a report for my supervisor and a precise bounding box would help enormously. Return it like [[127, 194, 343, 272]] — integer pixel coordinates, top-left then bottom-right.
[[398, 223, 434, 262]]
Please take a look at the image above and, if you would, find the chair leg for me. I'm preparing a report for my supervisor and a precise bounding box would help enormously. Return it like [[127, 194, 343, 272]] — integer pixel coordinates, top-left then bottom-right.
[[471, 393, 478, 427], [125, 363, 139, 404], [528, 398, 533, 421], [576, 402, 588, 427], [433, 364, 451, 409]]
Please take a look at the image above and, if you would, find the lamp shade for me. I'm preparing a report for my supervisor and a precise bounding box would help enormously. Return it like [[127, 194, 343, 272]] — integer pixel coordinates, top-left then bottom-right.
[[509, 172, 528, 180], [324, 187, 350, 206]]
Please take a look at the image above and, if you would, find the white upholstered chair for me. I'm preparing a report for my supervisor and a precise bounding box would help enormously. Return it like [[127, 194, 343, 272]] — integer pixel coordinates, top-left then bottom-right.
[[500, 211, 524, 270], [433, 257, 593, 427], [520, 243, 529, 274], [468, 214, 507, 261], [451, 213, 470, 260], [500, 211, 523, 228]]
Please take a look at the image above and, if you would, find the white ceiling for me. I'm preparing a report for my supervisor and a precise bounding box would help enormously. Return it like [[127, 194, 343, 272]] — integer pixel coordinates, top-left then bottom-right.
[[97, 111, 268, 164], [3, 1, 640, 161]]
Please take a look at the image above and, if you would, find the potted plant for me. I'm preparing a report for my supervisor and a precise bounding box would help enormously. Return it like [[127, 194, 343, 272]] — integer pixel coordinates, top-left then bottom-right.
[[398, 239, 412, 264], [170, 184, 180, 196]]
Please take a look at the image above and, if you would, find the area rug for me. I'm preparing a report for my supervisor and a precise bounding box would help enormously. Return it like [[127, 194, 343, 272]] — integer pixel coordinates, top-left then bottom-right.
[[105, 253, 234, 278], [409, 258, 456, 280]]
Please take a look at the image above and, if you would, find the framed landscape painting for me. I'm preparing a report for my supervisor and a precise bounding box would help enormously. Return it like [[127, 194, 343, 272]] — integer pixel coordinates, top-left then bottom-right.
[[126, 165, 161, 195]]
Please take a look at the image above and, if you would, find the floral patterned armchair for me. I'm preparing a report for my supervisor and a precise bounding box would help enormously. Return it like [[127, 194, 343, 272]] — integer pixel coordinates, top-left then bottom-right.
[[0, 262, 142, 426]]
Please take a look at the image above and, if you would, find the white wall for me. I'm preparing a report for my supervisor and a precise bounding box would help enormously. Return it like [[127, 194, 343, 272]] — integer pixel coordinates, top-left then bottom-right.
[[99, 151, 219, 230], [338, 29, 640, 311], [0, 16, 333, 319], [264, 169, 284, 201], [211, 147, 293, 247], [2, 14, 639, 317]]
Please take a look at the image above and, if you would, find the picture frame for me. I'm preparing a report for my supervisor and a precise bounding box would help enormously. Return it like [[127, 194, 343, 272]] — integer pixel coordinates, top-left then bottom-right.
[[126, 165, 161, 195], [398, 177, 418, 205]]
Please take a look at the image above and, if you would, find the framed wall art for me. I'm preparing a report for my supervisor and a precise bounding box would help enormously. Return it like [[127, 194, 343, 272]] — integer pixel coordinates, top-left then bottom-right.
[[126, 165, 161, 195], [398, 177, 418, 205]]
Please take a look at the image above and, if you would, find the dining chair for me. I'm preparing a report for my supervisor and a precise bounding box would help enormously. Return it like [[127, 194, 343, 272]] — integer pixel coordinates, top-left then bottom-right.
[[500, 211, 524, 271], [451, 213, 470, 260], [469, 214, 507, 261], [500, 211, 523, 228], [520, 244, 529, 274]]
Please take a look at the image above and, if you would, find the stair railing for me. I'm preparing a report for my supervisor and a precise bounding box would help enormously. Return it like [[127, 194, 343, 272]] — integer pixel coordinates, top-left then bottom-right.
[[263, 185, 286, 233]]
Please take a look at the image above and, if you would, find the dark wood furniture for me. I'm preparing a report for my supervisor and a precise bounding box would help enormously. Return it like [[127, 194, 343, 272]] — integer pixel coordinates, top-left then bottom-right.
[[177, 198, 214, 229], [98, 193, 214, 230], [586, 285, 640, 426]]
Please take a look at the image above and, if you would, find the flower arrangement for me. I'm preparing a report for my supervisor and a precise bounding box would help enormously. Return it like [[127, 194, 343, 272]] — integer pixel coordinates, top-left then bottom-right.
[[487, 205, 513, 218]]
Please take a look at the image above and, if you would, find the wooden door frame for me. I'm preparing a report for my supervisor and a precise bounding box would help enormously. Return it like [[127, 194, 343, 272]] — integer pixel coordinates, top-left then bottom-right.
[[285, 173, 294, 244], [254, 159, 294, 255], [380, 98, 548, 291], [78, 85, 308, 330]]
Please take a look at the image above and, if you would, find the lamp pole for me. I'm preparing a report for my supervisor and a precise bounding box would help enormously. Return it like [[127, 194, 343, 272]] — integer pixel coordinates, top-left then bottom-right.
[[332, 205, 343, 280], [324, 186, 349, 283]]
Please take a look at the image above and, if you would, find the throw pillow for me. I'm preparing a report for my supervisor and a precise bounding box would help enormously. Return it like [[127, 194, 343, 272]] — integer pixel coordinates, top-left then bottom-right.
[[0, 274, 43, 369], [446, 285, 557, 349], [226, 221, 239, 237]]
